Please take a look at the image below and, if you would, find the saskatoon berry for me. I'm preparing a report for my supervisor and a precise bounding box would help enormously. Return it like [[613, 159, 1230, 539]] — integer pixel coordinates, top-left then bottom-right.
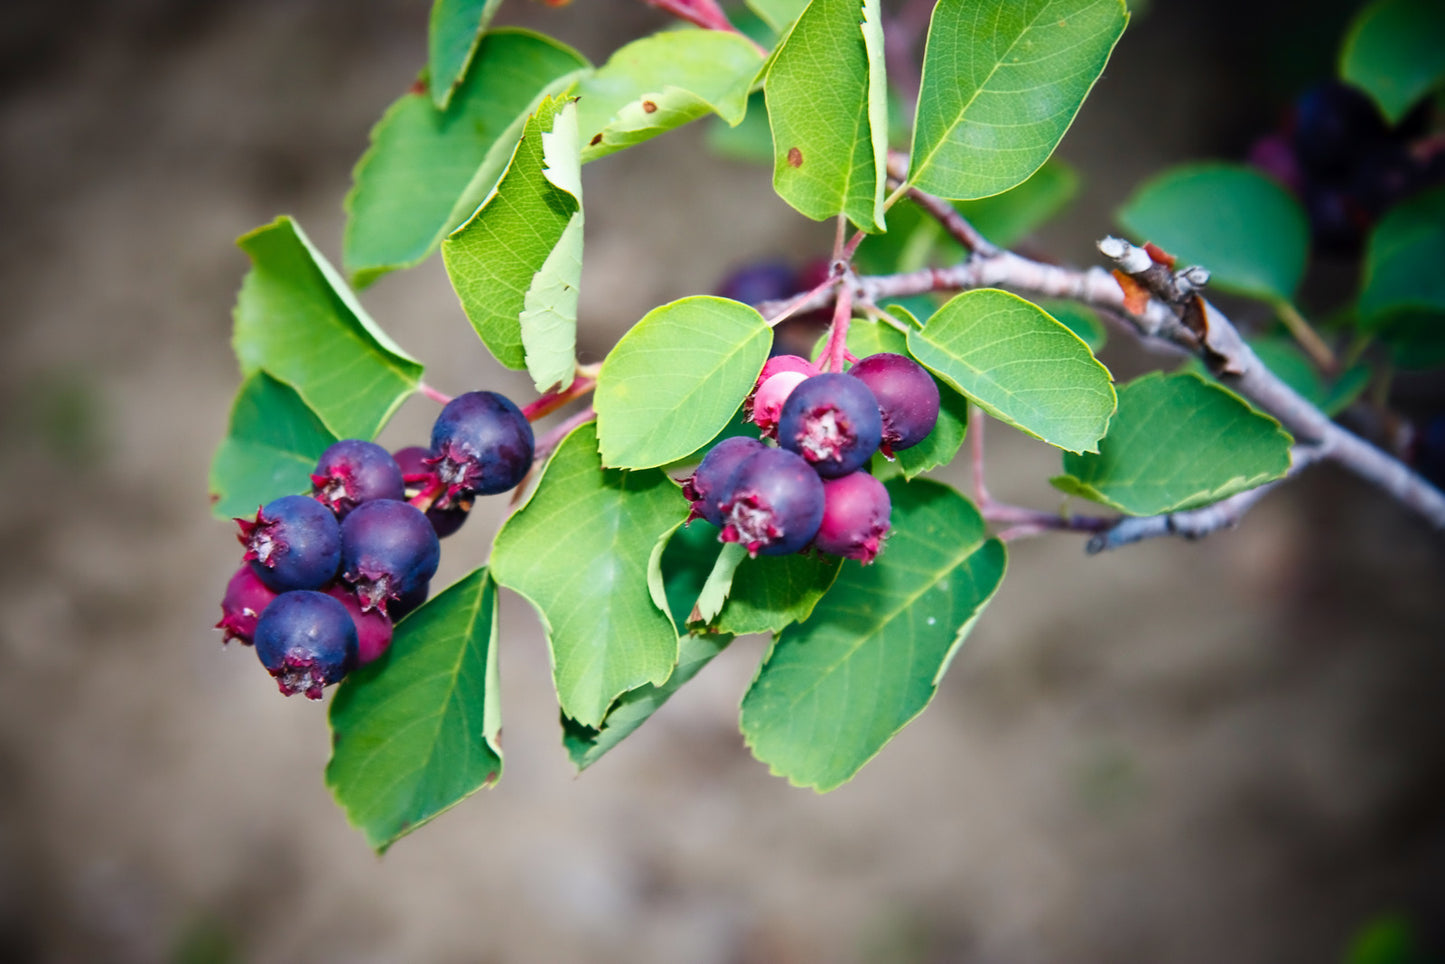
[[749, 370, 809, 438], [390, 580, 431, 622], [682, 436, 764, 526], [215, 565, 278, 646], [776, 373, 883, 478], [237, 494, 342, 593], [340, 499, 441, 616], [393, 445, 471, 538], [253, 590, 358, 700], [429, 391, 534, 500], [813, 471, 891, 563], [718, 447, 825, 557], [311, 439, 405, 518], [848, 353, 940, 455], [715, 261, 797, 306], [325, 585, 393, 666], [1292, 82, 1388, 176]]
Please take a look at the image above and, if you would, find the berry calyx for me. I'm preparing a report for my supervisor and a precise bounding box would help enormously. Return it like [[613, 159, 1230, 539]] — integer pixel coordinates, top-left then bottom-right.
[[311, 439, 405, 518], [215, 565, 278, 646], [428, 391, 534, 500], [394, 446, 471, 538], [340, 499, 441, 616], [813, 471, 891, 563], [776, 373, 883, 478], [681, 436, 764, 526], [325, 585, 394, 665], [847, 353, 940, 456], [749, 371, 809, 438], [236, 494, 342, 593], [718, 447, 825, 557], [252, 590, 358, 700]]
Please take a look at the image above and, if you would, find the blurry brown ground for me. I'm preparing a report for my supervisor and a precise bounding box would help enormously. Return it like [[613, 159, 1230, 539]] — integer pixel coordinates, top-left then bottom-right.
[[2, 1, 1444, 962]]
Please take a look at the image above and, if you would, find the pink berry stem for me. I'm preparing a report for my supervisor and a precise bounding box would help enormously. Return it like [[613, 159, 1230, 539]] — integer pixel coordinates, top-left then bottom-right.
[[521, 372, 597, 423], [417, 381, 454, 406]]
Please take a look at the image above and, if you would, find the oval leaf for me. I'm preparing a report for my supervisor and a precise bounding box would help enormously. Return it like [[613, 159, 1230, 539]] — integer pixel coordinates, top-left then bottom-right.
[[1051, 371, 1293, 515], [427, 0, 503, 110], [491, 422, 687, 728], [209, 372, 337, 520], [1341, 0, 1445, 125], [765, 0, 889, 230], [1119, 163, 1310, 302], [343, 30, 588, 285], [908, 0, 1127, 200], [1358, 185, 1445, 325], [716, 552, 843, 636], [443, 95, 583, 386], [595, 296, 772, 469], [740, 479, 1007, 791], [577, 30, 763, 163], [326, 568, 503, 853], [232, 217, 422, 441], [906, 289, 1115, 453]]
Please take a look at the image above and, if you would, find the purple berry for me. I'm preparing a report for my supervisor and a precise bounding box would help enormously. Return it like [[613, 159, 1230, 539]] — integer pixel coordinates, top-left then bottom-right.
[[848, 353, 940, 456], [715, 261, 797, 305], [236, 494, 342, 593], [776, 373, 883, 478], [215, 565, 278, 646], [340, 499, 441, 616], [390, 580, 431, 622], [325, 585, 394, 665], [813, 472, 891, 563], [394, 446, 471, 538], [428, 391, 534, 500], [681, 436, 764, 526], [718, 447, 825, 557], [311, 439, 405, 518], [252, 590, 358, 700]]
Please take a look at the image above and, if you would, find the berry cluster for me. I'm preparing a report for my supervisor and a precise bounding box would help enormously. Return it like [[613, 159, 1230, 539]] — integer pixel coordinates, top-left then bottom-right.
[[683, 351, 940, 564], [215, 391, 533, 699], [1249, 81, 1443, 252]]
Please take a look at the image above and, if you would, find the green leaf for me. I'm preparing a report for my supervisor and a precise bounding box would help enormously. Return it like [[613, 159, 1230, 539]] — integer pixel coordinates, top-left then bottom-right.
[[326, 569, 502, 853], [693, 541, 749, 625], [232, 217, 422, 441], [442, 95, 583, 385], [1358, 186, 1445, 325], [208, 372, 337, 520], [658, 518, 727, 633], [908, 0, 1127, 200], [491, 423, 687, 728], [748, 0, 810, 32], [427, 0, 503, 110], [1051, 371, 1293, 515], [716, 552, 843, 636], [949, 160, 1079, 249], [845, 309, 970, 479], [562, 631, 732, 770], [740, 478, 1006, 791], [343, 29, 588, 285], [1341, 0, 1445, 125], [906, 289, 1115, 453], [1037, 300, 1107, 353], [766, 0, 889, 230], [706, 90, 775, 163], [577, 30, 763, 163], [1378, 312, 1445, 370], [595, 296, 772, 469], [1118, 163, 1310, 302]]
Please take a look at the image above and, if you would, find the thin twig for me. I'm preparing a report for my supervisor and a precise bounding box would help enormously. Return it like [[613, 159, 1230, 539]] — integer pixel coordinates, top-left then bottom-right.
[[885, 152, 999, 256]]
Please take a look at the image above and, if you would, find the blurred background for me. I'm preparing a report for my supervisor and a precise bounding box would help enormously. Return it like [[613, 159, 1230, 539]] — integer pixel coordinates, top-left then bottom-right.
[[2, 1, 1444, 961]]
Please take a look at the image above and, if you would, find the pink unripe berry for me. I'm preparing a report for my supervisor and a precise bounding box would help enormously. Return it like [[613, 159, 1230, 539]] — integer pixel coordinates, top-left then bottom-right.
[[814, 472, 891, 563], [750, 370, 808, 438], [848, 353, 940, 456], [326, 585, 394, 665], [744, 355, 820, 422], [216, 565, 278, 646]]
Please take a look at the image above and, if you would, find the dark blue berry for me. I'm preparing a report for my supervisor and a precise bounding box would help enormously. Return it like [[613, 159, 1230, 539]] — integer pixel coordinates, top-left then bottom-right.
[[776, 373, 883, 478], [311, 439, 405, 518], [390, 580, 431, 622], [340, 499, 441, 616], [718, 448, 825, 557], [253, 590, 358, 699], [715, 261, 797, 306], [681, 436, 764, 526], [848, 353, 940, 456], [237, 494, 342, 593], [394, 445, 470, 538], [1293, 82, 1388, 176], [428, 392, 534, 499]]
